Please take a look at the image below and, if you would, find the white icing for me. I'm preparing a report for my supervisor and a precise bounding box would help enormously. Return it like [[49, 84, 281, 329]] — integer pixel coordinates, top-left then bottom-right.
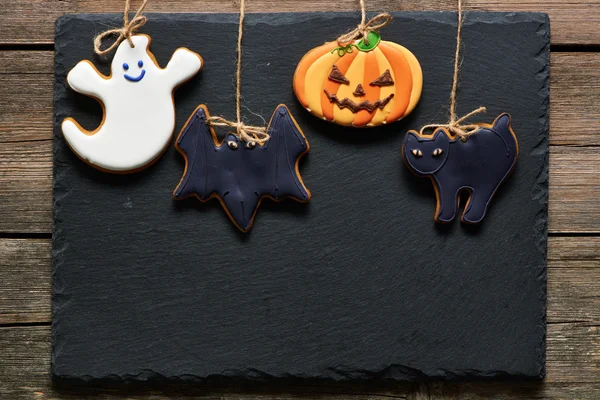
[[61, 35, 202, 172]]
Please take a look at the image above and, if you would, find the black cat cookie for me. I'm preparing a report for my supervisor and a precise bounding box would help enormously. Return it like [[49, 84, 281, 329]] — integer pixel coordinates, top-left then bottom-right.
[[402, 113, 518, 224]]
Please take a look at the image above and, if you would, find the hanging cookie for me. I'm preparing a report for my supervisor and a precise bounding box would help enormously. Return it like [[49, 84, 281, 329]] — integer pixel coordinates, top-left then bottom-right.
[[402, 1, 518, 224], [173, 105, 310, 232], [293, 12, 422, 128], [61, 0, 203, 173], [173, 0, 310, 232], [403, 113, 518, 224]]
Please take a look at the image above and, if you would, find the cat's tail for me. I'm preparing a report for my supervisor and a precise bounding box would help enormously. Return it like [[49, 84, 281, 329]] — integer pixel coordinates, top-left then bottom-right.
[[492, 113, 518, 160]]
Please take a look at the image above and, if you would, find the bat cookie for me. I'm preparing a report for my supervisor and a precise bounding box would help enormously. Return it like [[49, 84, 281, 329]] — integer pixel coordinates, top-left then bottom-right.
[[173, 104, 311, 232], [61, 34, 203, 173], [402, 113, 518, 224]]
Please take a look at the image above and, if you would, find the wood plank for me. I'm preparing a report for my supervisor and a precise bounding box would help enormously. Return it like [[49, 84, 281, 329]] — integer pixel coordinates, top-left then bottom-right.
[[0, 0, 596, 46], [1, 324, 599, 399], [0, 239, 50, 324], [414, 382, 600, 399], [0, 140, 52, 233], [0, 60, 53, 144], [548, 146, 600, 233], [551, 53, 600, 147], [0, 51, 53, 74], [3, 236, 598, 325]]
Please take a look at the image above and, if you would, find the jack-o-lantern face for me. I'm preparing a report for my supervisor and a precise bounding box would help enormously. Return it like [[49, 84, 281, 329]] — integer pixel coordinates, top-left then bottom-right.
[[293, 31, 422, 128]]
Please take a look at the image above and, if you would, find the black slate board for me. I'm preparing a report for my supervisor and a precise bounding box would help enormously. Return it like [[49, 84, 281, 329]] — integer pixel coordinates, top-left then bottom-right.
[[53, 12, 549, 383]]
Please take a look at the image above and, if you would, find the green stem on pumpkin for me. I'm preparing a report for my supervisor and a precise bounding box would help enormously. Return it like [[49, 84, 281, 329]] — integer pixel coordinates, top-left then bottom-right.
[[332, 31, 382, 56]]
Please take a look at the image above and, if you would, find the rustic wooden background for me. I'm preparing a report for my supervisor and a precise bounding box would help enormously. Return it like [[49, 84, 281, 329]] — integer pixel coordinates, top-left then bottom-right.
[[0, 0, 599, 399]]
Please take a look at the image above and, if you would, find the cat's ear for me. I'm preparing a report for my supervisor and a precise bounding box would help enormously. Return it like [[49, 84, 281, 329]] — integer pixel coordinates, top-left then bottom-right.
[[433, 129, 449, 143], [404, 131, 420, 144], [492, 113, 512, 132]]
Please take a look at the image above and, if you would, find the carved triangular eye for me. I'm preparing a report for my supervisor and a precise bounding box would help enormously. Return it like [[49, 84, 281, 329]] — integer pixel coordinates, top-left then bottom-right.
[[432, 148, 443, 157], [412, 149, 423, 157], [328, 65, 350, 85], [370, 69, 394, 86]]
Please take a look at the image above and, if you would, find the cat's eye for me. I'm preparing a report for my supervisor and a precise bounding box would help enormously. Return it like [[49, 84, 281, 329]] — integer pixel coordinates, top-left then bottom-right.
[[412, 149, 423, 157], [433, 148, 443, 157], [246, 141, 256, 149], [227, 141, 238, 149]]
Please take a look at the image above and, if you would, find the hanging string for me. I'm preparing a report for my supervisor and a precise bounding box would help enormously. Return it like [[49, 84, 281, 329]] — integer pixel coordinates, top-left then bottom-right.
[[337, 0, 391, 46], [94, 0, 149, 56], [418, 0, 486, 141], [206, 0, 269, 144]]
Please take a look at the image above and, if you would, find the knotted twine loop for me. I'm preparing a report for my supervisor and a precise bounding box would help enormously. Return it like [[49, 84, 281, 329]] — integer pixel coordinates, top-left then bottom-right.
[[206, 117, 270, 144], [206, 0, 269, 144], [417, 0, 486, 142], [337, 11, 392, 46], [419, 106, 487, 141], [93, 0, 149, 56]]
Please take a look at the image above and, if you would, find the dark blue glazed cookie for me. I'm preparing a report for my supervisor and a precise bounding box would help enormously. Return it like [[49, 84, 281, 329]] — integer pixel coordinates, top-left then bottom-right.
[[403, 113, 518, 224], [173, 104, 311, 232]]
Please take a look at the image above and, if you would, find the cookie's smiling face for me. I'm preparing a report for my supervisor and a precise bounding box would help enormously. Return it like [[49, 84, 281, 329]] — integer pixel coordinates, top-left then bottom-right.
[[111, 35, 155, 84], [323, 65, 395, 113], [122, 60, 146, 82]]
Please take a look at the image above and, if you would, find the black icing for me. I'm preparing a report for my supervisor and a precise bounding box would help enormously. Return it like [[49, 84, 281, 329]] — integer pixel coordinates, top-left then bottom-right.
[[403, 114, 518, 223], [173, 105, 310, 232]]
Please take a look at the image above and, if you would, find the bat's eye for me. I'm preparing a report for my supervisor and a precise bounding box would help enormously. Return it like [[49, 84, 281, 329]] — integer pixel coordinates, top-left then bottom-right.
[[412, 149, 423, 158], [246, 141, 256, 149], [433, 148, 443, 157], [227, 141, 238, 149]]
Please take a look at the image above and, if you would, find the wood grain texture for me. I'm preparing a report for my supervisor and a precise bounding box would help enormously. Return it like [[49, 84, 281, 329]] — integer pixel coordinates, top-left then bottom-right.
[[0, 52, 599, 233], [551, 53, 600, 147], [0, 239, 50, 324], [0, 0, 597, 45]]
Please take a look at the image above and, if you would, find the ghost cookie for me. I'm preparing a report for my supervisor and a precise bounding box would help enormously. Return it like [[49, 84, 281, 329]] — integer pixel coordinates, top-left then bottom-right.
[[61, 34, 203, 173]]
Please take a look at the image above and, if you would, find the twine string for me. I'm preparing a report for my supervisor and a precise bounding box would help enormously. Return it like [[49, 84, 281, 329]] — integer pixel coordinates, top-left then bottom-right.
[[419, 106, 486, 138], [206, 0, 269, 144], [337, 0, 391, 45], [418, 0, 485, 141], [93, 0, 149, 56]]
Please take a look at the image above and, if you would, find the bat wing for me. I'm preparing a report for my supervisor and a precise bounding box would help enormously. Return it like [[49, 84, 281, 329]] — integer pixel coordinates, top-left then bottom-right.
[[257, 104, 311, 202], [173, 106, 221, 200]]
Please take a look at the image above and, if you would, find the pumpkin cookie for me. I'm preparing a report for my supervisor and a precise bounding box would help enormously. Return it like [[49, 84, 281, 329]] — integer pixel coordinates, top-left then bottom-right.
[[293, 31, 422, 127]]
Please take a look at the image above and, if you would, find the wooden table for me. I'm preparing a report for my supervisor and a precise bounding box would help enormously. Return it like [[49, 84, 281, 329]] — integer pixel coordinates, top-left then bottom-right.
[[1, 1, 599, 399]]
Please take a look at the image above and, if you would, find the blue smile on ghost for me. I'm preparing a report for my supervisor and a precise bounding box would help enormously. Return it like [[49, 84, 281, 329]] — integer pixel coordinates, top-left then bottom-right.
[[123, 60, 146, 82]]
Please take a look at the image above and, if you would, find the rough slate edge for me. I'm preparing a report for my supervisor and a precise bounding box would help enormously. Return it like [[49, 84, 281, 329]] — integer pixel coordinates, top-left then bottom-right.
[[51, 11, 550, 384], [533, 11, 550, 380]]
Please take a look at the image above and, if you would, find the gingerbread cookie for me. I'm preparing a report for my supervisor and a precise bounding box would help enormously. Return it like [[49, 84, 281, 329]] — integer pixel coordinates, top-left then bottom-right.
[[173, 104, 311, 232], [61, 34, 203, 173], [293, 31, 422, 128], [402, 113, 518, 223]]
